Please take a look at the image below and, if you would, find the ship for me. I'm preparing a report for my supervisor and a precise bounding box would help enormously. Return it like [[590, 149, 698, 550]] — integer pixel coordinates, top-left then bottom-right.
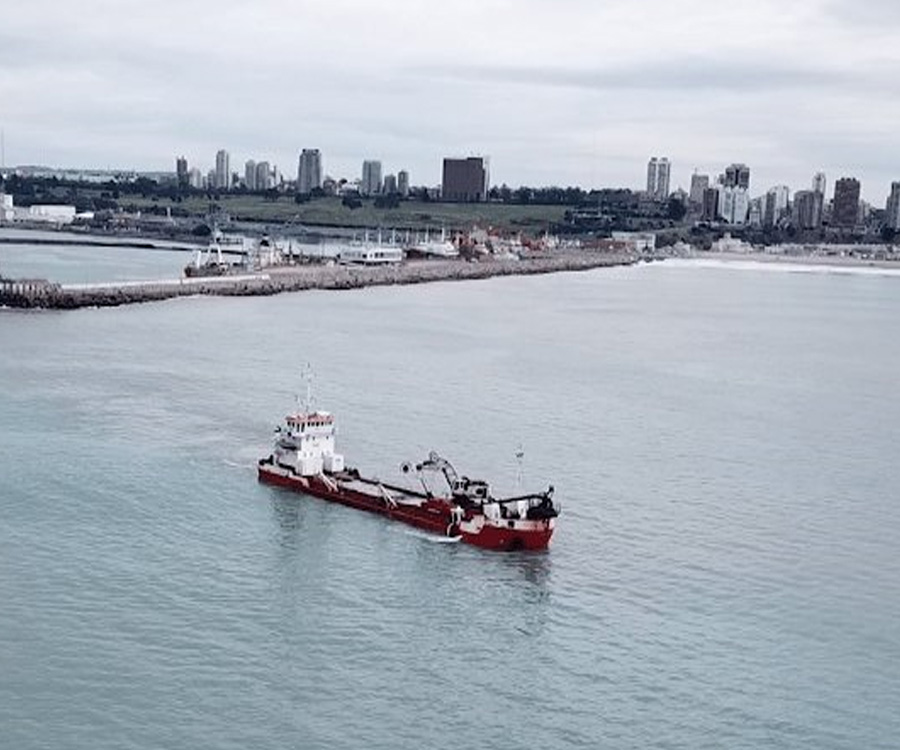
[[257, 402, 559, 551], [338, 230, 404, 265], [184, 231, 246, 277], [405, 228, 459, 259]]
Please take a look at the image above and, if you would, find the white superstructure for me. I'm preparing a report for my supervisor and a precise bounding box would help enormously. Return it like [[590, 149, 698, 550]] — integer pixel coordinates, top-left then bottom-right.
[[408, 228, 458, 258], [273, 411, 344, 477], [339, 231, 404, 265]]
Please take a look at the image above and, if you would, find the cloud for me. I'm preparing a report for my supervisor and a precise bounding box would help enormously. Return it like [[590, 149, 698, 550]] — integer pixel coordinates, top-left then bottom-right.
[[0, 0, 898, 200], [824, 0, 900, 26], [415, 57, 878, 95]]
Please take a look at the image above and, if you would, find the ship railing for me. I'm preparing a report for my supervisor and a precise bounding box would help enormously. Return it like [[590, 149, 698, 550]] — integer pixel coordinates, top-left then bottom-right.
[[378, 483, 398, 508], [318, 473, 339, 493], [495, 488, 554, 506], [493, 489, 559, 520]]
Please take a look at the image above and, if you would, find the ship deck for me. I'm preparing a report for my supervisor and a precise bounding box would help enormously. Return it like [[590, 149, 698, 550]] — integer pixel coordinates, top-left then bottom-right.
[[331, 471, 434, 506]]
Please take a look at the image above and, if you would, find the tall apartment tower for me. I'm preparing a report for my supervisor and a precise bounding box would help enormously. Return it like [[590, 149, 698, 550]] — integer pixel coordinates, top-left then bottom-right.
[[361, 160, 383, 196], [812, 172, 827, 196], [215, 149, 230, 190], [441, 157, 489, 202], [255, 161, 272, 191], [397, 170, 410, 197], [188, 168, 203, 190], [646, 157, 671, 200], [718, 186, 749, 225], [701, 187, 721, 221], [689, 172, 709, 206], [245, 160, 257, 191], [176, 156, 189, 188], [885, 181, 900, 230], [832, 177, 861, 227], [297, 149, 322, 194], [793, 190, 824, 229], [763, 185, 790, 228], [724, 163, 751, 191]]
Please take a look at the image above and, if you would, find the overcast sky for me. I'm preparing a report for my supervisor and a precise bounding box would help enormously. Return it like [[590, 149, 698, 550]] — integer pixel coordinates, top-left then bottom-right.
[[1, 0, 898, 200]]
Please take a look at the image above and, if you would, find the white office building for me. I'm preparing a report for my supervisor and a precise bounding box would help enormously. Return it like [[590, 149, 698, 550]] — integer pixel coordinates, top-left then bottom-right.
[[718, 186, 749, 225], [0, 192, 14, 223]]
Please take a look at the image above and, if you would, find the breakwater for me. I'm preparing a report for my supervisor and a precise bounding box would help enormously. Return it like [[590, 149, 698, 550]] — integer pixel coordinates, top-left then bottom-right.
[[0, 251, 637, 310]]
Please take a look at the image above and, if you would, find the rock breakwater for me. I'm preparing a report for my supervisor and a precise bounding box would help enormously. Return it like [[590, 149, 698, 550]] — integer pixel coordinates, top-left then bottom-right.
[[1, 252, 636, 310]]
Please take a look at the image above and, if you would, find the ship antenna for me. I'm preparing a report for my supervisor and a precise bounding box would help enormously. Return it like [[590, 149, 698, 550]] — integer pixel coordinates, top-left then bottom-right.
[[303, 363, 313, 414], [515, 444, 525, 489]]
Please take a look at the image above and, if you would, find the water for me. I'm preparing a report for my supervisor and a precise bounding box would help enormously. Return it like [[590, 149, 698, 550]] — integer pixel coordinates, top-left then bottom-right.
[[1, 256, 898, 749], [0, 229, 192, 284], [0, 229, 361, 284]]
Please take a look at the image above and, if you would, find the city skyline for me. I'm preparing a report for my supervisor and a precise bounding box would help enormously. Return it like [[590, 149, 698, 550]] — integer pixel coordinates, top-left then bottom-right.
[[1, 1, 899, 200]]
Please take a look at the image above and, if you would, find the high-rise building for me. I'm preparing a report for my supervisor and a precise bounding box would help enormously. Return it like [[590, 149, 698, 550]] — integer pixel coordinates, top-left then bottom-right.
[[383, 173, 398, 194], [793, 190, 824, 229], [885, 181, 900, 230], [646, 157, 671, 201], [832, 177, 861, 227], [441, 157, 489, 202], [176, 156, 189, 188], [724, 163, 750, 191], [718, 186, 749, 225], [245, 160, 257, 191], [701, 187, 720, 222], [812, 172, 827, 196], [188, 168, 203, 190], [256, 161, 272, 191], [397, 170, 410, 197], [361, 160, 383, 196], [297, 149, 322, 194], [689, 172, 709, 206], [748, 197, 764, 228], [215, 149, 230, 190], [763, 185, 790, 228], [763, 192, 778, 229]]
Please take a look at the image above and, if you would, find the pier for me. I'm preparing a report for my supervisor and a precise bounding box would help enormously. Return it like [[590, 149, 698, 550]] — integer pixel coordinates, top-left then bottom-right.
[[0, 251, 638, 310]]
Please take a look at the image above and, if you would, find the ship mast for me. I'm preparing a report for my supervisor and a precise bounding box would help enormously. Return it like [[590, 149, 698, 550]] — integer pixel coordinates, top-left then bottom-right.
[[515, 444, 525, 489], [303, 364, 313, 414]]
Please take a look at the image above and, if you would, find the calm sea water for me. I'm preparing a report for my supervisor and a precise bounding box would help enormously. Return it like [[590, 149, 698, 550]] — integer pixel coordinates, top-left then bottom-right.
[[0, 228, 192, 284], [1, 249, 898, 749]]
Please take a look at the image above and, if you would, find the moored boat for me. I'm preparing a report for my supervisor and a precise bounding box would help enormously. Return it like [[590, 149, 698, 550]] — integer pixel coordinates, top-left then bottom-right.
[[257, 403, 559, 551]]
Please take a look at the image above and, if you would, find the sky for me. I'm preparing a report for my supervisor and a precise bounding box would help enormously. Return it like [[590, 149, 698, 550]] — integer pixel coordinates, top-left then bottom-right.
[[1, 0, 899, 201]]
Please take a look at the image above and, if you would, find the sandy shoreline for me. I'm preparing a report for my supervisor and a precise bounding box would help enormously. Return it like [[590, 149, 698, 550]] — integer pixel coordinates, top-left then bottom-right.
[[692, 251, 900, 270]]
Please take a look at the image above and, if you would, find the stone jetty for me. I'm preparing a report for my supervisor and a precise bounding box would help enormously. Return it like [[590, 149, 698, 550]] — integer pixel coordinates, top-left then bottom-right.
[[0, 251, 637, 310]]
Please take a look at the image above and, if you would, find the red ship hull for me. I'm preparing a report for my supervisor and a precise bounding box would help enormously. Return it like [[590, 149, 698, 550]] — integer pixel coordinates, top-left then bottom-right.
[[258, 463, 555, 551]]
